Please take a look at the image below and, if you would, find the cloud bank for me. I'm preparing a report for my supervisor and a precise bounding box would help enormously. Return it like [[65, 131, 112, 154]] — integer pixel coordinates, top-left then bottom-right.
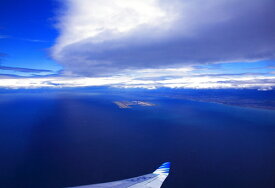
[[53, 0, 275, 76], [1, 68, 274, 90]]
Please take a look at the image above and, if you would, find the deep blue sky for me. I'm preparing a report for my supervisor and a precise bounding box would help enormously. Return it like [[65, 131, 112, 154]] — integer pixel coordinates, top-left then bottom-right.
[[0, 0, 61, 74]]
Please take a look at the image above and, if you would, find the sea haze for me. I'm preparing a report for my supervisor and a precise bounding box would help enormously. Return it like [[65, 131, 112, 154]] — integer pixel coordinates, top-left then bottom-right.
[[0, 88, 274, 188]]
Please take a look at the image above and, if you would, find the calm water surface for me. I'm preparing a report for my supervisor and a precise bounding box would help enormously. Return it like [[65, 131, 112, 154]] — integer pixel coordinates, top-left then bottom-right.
[[0, 92, 274, 188]]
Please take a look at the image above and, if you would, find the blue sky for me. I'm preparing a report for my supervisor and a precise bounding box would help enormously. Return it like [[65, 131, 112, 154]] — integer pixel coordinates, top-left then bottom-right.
[[0, 0, 61, 74], [0, 0, 275, 89]]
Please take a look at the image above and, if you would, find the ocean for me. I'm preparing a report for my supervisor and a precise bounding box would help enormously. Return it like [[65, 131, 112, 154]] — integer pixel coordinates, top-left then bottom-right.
[[0, 89, 274, 188]]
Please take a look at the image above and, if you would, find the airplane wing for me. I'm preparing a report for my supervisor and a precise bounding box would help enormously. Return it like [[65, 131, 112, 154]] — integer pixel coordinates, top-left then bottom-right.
[[68, 162, 170, 188]]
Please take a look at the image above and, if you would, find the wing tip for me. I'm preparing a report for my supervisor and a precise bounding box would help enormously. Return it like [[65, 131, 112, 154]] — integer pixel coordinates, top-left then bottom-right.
[[153, 162, 171, 175]]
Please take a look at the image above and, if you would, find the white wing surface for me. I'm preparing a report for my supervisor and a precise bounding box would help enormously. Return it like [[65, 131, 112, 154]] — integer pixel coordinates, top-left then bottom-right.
[[68, 162, 170, 188]]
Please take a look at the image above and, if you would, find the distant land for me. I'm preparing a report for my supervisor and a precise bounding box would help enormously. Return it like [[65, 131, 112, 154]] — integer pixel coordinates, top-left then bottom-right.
[[114, 101, 155, 108], [172, 95, 275, 110], [0, 88, 274, 110], [111, 89, 275, 111], [145, 89, 275, 111]]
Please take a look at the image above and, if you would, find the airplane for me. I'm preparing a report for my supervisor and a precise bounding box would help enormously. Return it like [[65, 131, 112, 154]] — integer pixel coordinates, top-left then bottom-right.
[[68, 162, 170, 188]]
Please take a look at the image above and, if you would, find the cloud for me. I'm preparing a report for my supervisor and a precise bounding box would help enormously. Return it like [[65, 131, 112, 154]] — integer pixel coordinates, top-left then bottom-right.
[[17, 38, 50, 43], [52, 0, 275, 76], [0, 66, 274, 90], [0, 72, 60, 79], [0, 34, 50, 43], [0, 74, 24, 78], [0, 65, 53, 73]]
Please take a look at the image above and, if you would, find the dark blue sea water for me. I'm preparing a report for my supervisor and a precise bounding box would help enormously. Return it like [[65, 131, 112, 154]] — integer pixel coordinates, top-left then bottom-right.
[[0, 90, 274, 188]]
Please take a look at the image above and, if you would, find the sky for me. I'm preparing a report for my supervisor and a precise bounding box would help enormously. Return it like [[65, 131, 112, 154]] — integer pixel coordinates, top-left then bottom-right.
[[0, 0, 275, 89]]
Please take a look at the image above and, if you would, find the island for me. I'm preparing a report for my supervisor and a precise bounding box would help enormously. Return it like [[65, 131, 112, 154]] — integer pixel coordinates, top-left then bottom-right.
[[114, 101, 155, 108]]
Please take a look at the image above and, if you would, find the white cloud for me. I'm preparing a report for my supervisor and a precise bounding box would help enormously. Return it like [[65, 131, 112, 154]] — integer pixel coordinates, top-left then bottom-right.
[[52, 0, 275, 76], [53, 0, 173, 56], [1, 67, 274, 90]]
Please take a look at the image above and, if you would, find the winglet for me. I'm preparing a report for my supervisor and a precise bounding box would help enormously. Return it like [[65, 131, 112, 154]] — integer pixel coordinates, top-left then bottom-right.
[[153, 162, 171, 175]]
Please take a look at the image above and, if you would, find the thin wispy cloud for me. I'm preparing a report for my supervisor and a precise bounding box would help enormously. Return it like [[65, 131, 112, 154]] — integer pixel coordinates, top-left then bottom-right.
[[0, 35, 50, 43], [17, 38, 50, 43], [0, 65, 53, 73], [0, 73, 24, 78]]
